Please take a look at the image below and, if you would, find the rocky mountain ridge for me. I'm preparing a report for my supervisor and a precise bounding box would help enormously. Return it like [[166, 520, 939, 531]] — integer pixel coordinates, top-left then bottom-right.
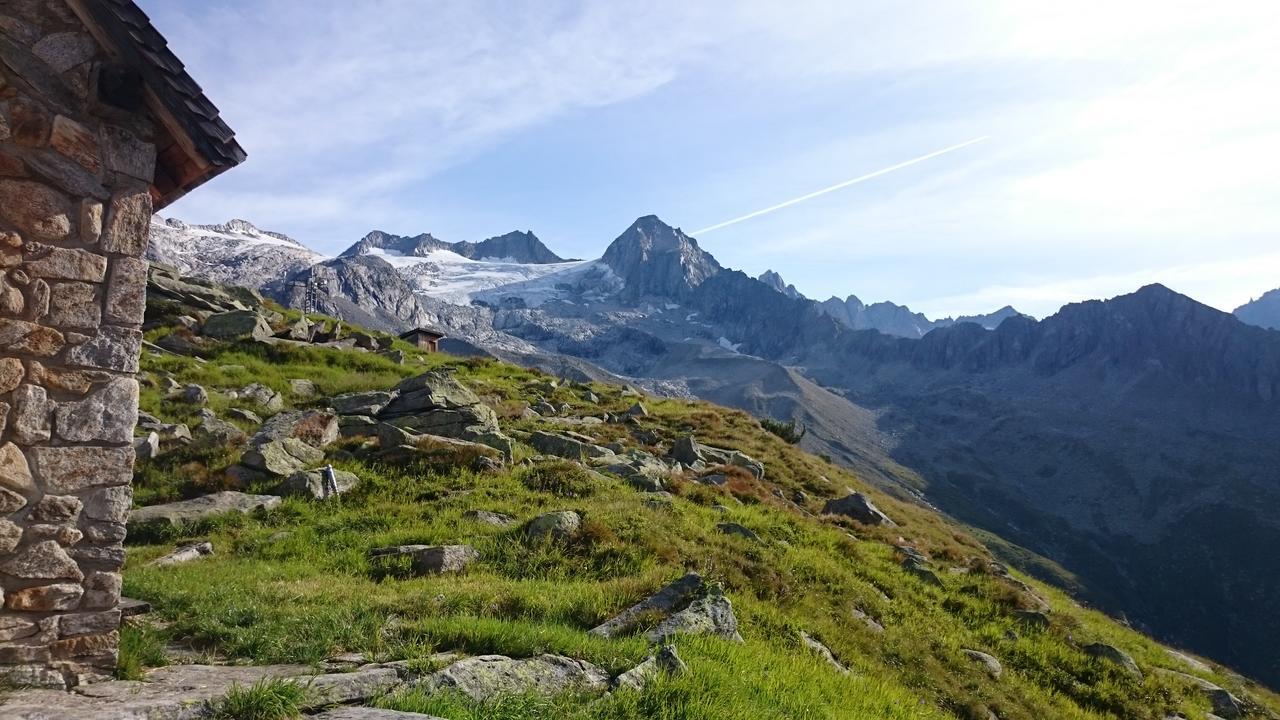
[[145, 212, 1280, 686], [1235, 287, 1280, 331]]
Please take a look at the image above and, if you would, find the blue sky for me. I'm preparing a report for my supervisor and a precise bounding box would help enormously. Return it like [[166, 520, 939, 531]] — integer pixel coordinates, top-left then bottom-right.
[[145, 1, 1280, 318]]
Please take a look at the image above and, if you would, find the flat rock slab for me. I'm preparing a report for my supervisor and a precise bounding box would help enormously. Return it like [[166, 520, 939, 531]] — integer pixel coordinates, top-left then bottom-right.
[[416, 654, 609, 702], [0, 664, 403, 719], [129, 491, 282, 528], [311, 709, 449, 720], [590, 572, 704, 638]]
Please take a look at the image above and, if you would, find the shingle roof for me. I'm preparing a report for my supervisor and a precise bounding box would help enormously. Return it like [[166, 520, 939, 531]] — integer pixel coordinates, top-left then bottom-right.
[[400, 328, 447, 340], [75, 0, 246, 205]]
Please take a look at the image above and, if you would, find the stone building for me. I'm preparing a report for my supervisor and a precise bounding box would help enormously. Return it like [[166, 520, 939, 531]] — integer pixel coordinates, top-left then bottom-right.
[[0, 0, 243, 686]]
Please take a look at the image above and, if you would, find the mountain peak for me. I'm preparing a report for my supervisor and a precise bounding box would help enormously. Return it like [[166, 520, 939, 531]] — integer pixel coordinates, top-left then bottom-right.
[[601, 215, 722, 301], [1235, 287, 1280, 331], [758, 270, 804, 299]]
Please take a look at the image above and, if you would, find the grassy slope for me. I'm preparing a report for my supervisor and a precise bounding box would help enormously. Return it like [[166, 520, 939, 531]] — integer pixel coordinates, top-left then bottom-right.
[[123, 314, 1280, 720]]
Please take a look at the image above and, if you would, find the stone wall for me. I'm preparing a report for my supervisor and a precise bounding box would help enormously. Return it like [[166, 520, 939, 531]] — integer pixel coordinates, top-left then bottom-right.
[[0, 1, 154, 687]]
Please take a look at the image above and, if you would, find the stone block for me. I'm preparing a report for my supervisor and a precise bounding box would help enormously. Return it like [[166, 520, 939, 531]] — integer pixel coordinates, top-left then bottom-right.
[[0, 486, 27, 514], [67, 545, 126, 569], [100, 125, 155, 182], [6, 97, 50, 147], [24, 523, 83, 546], [80, 485, 131, 524], [64, 325, 142, 372], [24, 278, 49, 321], [79, 199, 102, 244], [49, 115, 100, 173], [80, 571, 121, 609], [32, 32, 96, 73], [22, 244, 106, 281], [51, 630, 118, 658], [104, 256, 147, 325], [0, 272, 23, 314], [0, 615, 38, 642], [59, 610, 121, 638], [30, 494, 82, 523], [0, 179, 70, 240], [0, 318, 63, 355], [53, 377, 137, 443], [0, 518, 21, 554], [45, 281, 100, 328], [28, 445, 133, 494], [101, 188, 151, 256], [0, 356, 23, 393], [11, 383, 51, 444], [0, 540, 84, 581]]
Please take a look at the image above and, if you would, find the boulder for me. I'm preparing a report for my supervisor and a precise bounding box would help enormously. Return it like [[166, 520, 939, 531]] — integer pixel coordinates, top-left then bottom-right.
[[339, 414, 379, 437], [177, 384, 208, 405], [289, 379, 318, 397], [234, 383, 284, 412], [241, 438, 325, 477], [717, 522, 761, 542], [800, 632, 848, 674], [529, 431, 613, 460], [281, 467, 360, 500], [464, 510, 516, 527], [133, 432, 160, 461], [192, 411, 247, 449], [280, 317, 315, 342], [368, 544, 479, 577], [129, 491, 281, 528], [415, 654, 609, 702], [614, 645, 687, 691], [1154, 670, 1242, 718], [251, 409, 339, 448], [526, 510, 581, 541], [963, 649, 1003, 679], [625, 402, 648, 417], [202, 310, 273, 341], [1084, 643, 1143, 680], [727, 451, 765, 480], [591, 572, 706, 638], [226, 408, 262, 425], [822, 493, 896, 527], [851, 607, 885, 634], [670, 435, 706, 466], [148, 541, 214, 568], [902, 558, 944, 587], [331, 390, 393, 416], [646, 588, 743, 644]]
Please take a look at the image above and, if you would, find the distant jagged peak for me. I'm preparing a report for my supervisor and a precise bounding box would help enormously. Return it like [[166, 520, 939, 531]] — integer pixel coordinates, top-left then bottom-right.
[[150, 215, 307, 248], [757, 270, 804, 300], [1235, 286, 1280, 331], [342, 228, 568, 264], [601, 216, 722, 301]]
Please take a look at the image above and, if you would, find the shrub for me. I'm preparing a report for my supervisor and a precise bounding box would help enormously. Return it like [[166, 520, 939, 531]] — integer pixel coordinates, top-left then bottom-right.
[[760, 417, 806, 444]]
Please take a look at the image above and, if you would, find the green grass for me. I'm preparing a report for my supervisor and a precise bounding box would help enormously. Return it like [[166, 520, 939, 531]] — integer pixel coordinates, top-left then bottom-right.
[[123, 325, 1280, 720], [210, 677, 306, 720], [115, 622, 170, 680]]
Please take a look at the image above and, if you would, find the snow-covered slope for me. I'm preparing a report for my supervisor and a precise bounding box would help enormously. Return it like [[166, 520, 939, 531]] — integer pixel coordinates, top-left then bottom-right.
[[361, 247, 597, 306], [147, 217, 325, 290]]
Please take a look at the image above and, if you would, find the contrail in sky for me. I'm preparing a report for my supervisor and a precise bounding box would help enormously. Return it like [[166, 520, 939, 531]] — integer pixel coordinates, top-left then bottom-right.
[[692, 136, 990, 235]]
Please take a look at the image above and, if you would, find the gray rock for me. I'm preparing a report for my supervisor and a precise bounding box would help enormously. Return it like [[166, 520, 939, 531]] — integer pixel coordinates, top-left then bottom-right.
[[1084, 643, 1143, 680], [626, 473, 664, 492], [177, 384, 208, 405], [226, 408, 262, 424], [148, 541, 214, 568], [311, 709, 447, 720], [280, 467, 360, 500], [202, 310, 273, 341], [129, 491, 282, 528], [625, 401, 648, 417], [134, 431, 160, 461], [415, 654, 610, 702], [464, 510, 516, 526], [242, 438, 325, 477], [529, 430, 613, 460], [614, 645, 688, 691], [698, 473, 728, 486], [851, 607, 885, 633], [717, 522, 761, 542], [526, 510, 582, 541], [800, 632, 849, 674], [235, 382, 285, 412], [289, 378, 318, 397], [822, 493, 896, 526], [192, 412, 247, 449], [646, 589, 743, 644], [251, 409, 339, 448], [591, 572, 705, 638], [332, 390, 394, 416], [902, 558, 944, 587], [369, 544, 479, 577], [963, 649, 1003, 679]]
